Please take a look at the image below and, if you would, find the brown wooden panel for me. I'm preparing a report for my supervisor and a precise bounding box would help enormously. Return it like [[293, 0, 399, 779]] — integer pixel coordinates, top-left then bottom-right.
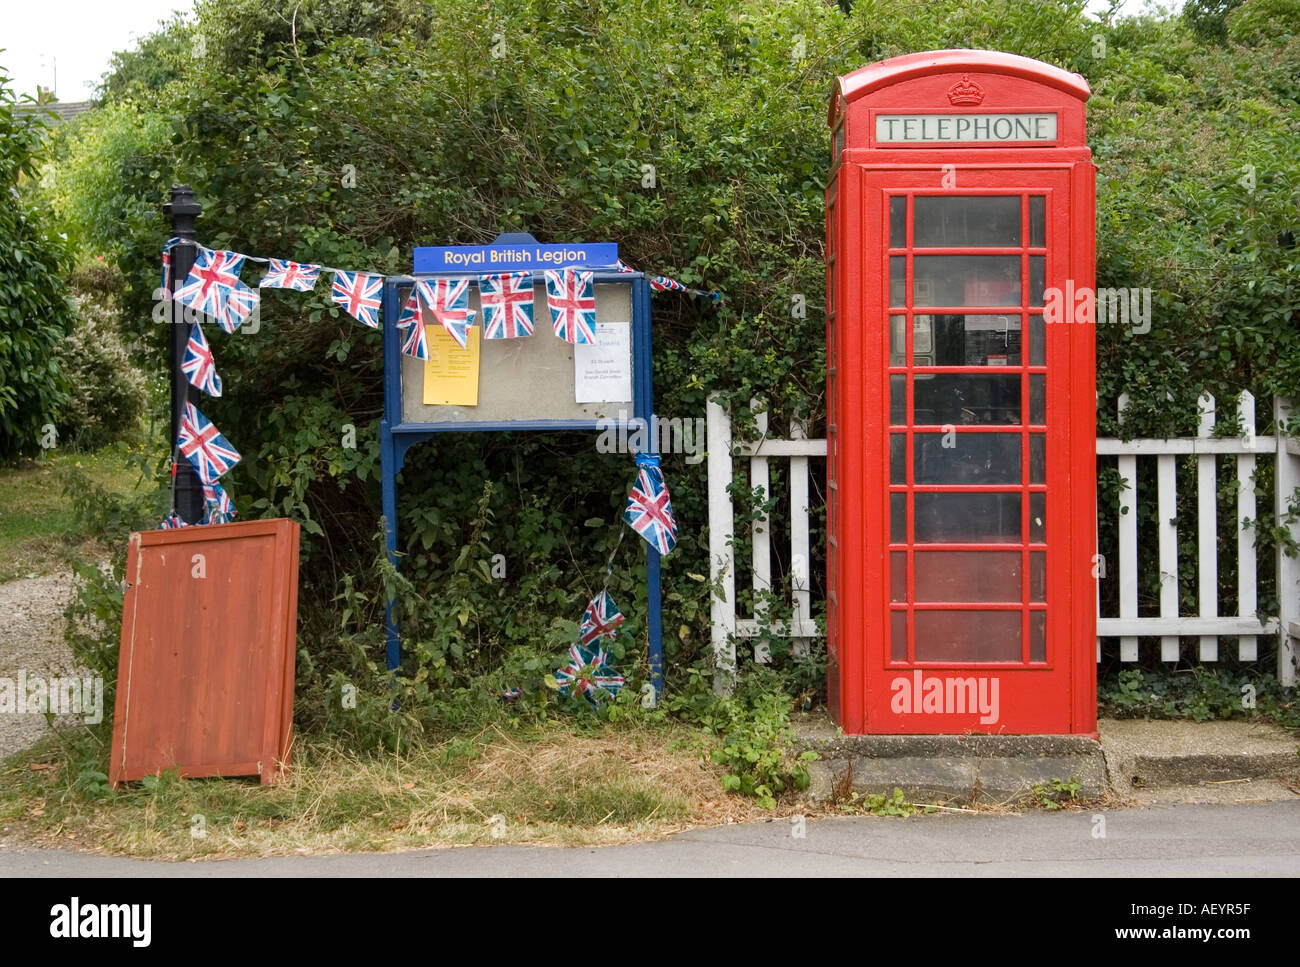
[[110, 518, 300, 786]]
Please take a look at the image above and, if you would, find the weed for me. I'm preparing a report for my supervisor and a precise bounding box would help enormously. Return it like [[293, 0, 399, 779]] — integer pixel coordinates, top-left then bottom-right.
[[1029, 777, 1082, 810], [837, 787, 919, 817], [670, 670, 817, 809], [829, 761, 854, 805]]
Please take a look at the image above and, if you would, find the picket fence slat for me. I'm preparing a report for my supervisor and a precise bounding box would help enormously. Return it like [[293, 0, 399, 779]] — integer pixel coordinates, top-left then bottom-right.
[[1098, 616, 1279, 636], [706, 395, 737, 693], [1197, 393, 1218, 662], [1237, 392, 1258, 662], [789, 419, 812, 660], [1275, 397, 1299, 686], [1095, 438, 1277, 455], [750, 401, 772, 665], [733, 439, 828, 457], [735, 619, 822, 638], [1117, 393, 1139, 662], [1157, 451, 1179, 661]]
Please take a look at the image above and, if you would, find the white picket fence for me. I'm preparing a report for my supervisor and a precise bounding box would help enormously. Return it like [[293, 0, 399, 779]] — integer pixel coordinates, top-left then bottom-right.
[[706, 398, 825, 689], [706, 392, 1300, 688]]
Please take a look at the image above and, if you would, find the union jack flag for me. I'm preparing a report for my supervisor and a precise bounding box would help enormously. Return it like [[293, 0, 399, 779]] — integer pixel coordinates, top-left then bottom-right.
[[160, 237, 185, 300], [396, 290, 420, 327], [580, 591, 625, 647], [174, 248, 259, 333], [203, 480, 236, 524], [480, 271, 535, 339], [415, 277, 474, 349], [178, 403, 241, 484], [553, 642, 624, 704], [181, 323, 222, 397], [260, 258, 321, 292], [401, 307, 429, 360], [544, 268, 597, 345], [331, 270, 383, 329], [219, 285, 258, 333], [649, 274, 687, 292], [624, 454, 678, 555], [157, 511, 189, 530], [393, 288, 428, 359]]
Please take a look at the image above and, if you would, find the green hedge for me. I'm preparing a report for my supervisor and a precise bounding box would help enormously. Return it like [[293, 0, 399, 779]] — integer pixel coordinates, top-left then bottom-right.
[[37, 0, 1300, 702], [0, 76, 75, 460]]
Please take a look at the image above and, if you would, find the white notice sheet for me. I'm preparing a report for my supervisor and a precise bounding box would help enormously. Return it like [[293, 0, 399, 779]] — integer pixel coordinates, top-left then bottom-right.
[[574, 321, 633, 403]]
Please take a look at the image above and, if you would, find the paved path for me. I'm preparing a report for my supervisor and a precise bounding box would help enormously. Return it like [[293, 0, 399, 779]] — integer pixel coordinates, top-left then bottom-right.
[[3, 801, 1297, 877], [0, 571, 82, 758]]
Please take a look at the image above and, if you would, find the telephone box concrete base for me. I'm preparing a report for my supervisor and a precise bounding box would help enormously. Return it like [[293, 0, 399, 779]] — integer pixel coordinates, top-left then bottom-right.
[[794, 715, 1107, 803]]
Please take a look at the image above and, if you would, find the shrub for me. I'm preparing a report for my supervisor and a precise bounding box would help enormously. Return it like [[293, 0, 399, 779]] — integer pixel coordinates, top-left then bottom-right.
[[56, 289, 149, 450], [0, 73, 75, 460]]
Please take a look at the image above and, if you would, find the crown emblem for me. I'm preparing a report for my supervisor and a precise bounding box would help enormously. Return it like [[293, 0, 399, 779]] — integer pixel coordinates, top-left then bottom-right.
[[947, 74, 985, 106]]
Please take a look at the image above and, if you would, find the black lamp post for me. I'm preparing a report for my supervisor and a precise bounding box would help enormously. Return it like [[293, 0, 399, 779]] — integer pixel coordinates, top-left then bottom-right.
[[163, 185, 205, 523]]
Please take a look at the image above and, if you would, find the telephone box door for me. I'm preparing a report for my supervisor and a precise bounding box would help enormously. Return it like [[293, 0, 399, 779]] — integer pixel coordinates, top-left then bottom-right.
[[863, 165, 1088, 733]]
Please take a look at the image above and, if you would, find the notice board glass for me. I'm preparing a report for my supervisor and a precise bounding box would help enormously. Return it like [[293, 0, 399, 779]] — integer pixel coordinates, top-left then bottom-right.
[[398, 280, 634, 426]]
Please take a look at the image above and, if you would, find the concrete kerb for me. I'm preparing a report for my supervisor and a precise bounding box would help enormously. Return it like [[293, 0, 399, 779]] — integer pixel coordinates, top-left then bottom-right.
[[1098, 718, 1300, 798], [792, 714, 1109, 805], [792, 714, 1300, 806]]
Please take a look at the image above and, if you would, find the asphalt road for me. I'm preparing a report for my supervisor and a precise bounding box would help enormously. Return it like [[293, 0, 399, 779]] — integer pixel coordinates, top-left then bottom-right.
[[2, 800, 1298, 877]]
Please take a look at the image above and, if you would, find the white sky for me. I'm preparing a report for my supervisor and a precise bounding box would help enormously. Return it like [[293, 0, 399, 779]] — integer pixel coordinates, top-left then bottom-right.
[[1, 0, 193, 101], [1, 0, 1173, 103]]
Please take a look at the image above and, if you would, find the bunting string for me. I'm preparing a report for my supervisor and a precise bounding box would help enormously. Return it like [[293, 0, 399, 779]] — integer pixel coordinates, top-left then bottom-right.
[[156, 239, 700, 557]]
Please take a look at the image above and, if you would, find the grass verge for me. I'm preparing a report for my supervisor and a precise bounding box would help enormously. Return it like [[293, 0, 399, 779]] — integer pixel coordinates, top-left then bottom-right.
[[0, 444, 150, 581], [0, 719, 772, 859]]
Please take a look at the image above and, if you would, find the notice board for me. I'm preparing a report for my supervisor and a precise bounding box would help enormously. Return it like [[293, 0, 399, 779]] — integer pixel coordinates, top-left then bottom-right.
[[110, 518, 300, 786], [398, 280, 635, 426], [379, 236, 659, 679]]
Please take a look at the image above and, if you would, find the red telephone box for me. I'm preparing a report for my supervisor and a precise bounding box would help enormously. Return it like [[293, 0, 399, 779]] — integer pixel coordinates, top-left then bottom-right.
[[825, 50, 1096, 735]]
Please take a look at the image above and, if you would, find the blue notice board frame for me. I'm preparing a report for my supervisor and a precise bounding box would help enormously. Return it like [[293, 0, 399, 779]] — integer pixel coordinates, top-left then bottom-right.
[[379, 243, 662, 695]]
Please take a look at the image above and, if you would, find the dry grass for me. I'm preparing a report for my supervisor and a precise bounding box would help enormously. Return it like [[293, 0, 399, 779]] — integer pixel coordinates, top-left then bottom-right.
[[0, 719, 772, 860]]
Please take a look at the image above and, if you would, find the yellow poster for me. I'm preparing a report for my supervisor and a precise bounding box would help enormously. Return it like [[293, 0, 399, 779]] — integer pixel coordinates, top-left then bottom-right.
[[422, 325, 480, 406]]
